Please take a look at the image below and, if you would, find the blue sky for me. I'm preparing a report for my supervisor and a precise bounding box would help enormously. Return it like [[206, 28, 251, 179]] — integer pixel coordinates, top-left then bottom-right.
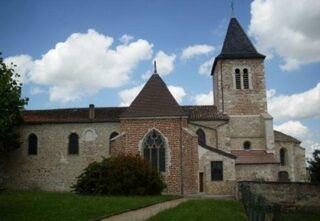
[[1, 0, 320, 157]]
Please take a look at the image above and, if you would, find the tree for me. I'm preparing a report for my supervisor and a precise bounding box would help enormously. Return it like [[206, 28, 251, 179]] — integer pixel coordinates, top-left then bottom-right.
[[0, 52, 29, 154], [308, 149, 320, 183]]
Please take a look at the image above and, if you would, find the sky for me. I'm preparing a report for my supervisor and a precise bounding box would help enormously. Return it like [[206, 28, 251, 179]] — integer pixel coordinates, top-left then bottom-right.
[[1, 0, 319, 159]]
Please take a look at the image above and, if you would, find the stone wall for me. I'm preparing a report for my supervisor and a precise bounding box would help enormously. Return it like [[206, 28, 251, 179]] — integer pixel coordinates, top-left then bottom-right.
[[213, 59, 267, 115], [3, 122, 120, 191], [236, 164, 278, 181]]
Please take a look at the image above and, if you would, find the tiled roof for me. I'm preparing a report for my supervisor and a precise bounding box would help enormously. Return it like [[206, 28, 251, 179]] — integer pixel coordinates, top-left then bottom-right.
[[22, 107, 127, 124], [22, 105, 227, 124], [231, 150, 279, 165], [274, 130, 301, 143], [121, 74, 186, 118], [212, 17, 265, 74], [200, 144, 236, 159], [181, 105, 229, 121]]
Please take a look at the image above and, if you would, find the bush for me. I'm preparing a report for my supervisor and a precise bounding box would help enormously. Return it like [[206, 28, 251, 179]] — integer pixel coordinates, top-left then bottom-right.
[[71, 155, 166, 195]]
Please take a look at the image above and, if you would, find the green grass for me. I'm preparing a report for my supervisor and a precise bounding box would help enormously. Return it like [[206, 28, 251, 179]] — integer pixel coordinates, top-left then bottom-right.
[[280, 213, 320, 221], [147, 199, 248, 221], [0, 191, 176, 221]]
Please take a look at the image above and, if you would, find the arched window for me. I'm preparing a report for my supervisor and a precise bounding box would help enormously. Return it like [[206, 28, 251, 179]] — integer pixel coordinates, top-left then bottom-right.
[[68, 133, 79, 155], [243, 141, 251, 150], [243, 68, 249, 89], [278, 171, 289, 182], [235, 68, 241, 89], [28, 134, 38, 155], [280, 148, 287, 166], [109, 131, 119, 154], [196, 129, 206, 146], [143, 129, 166, 172]]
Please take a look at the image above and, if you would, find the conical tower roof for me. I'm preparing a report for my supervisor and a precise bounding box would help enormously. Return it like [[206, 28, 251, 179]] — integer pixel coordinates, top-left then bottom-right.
[[121, 73, 186, 118], [211, 17, 265, 74]]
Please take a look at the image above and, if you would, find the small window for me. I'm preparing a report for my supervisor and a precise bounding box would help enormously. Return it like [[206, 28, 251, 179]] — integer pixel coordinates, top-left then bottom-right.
[[278, 171, 289, 182], [235, 68, 241, 89], [280, 148, 286, 166], [196, 129, 206, 146], [243, 68, 249, 89], [68, 133, 79, 155], [211, 161, 223, 181], [109, 131, 119, 154], [28, 134, 38, 155], [243, 141, 251, 150]]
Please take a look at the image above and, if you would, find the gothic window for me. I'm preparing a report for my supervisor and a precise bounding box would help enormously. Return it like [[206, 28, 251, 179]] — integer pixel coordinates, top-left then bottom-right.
[[143, 129, 166, 172], [68, 133, 79, 155], [280, 148, 287, 166], [211, 161, 223, 181], [243, 68, 249, 89], [243, 141, 251, 150], [196, 129, 206, 146], [235, 68, 241, 89], [28, 134, 38, 155]]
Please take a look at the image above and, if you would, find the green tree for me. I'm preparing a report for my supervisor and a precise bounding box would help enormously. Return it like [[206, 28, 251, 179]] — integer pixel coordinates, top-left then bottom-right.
[[0, 52, 29, 154], [308, 149, 320, 183]]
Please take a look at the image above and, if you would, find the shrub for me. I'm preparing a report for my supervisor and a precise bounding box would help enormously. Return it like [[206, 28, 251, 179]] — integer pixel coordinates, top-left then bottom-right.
[[71, 155, 166, 195]]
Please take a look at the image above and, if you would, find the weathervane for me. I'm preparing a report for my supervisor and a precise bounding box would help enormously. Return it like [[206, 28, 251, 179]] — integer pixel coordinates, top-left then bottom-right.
[[231, 0, 235, 17], [153, 60, 158, 74]]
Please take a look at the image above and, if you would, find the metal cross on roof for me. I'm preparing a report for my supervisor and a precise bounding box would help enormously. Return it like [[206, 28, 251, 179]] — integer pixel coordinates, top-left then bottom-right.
[[153, 60, 157, 74], [231, 0, 235, 18]]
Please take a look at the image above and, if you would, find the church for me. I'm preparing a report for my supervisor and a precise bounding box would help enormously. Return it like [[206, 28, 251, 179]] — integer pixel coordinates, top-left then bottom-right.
[[2, 17, 306, 195]]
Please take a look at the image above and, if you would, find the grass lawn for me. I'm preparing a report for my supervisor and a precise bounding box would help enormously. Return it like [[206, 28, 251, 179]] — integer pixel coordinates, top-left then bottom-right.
[[280, 213, 320, 221], [0, 191, 176, 221], [147, 199, 248, 221]]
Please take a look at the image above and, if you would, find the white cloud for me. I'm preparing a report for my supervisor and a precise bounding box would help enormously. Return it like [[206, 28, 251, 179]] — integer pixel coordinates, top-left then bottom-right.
[[119, 34, 134, 45], [142, 50, 176, 79], [119, 84, 186, 106], [274, 120, 309, 141], [193, 91, 213, 105], [267, 83, 320, 121], [30, 87, 46, 95], [181, 44, 214, 60], [198, 57, 214, 75], [4, 54, 34, 83], [7, 30, 153, 103], [249, 0, 320, 71]]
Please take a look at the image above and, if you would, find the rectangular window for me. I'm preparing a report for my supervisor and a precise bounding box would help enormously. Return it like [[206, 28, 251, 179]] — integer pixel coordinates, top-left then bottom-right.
[[211, 161, 223, 181]]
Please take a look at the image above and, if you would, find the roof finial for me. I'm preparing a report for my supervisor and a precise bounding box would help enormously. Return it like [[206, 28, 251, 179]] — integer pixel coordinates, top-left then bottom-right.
[[231, 0, 235, 17], [153, 60, 157, 74]]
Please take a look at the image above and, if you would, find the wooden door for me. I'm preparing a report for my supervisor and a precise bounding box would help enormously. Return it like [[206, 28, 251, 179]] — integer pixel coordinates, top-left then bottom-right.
[[199, 172, 204, 192]]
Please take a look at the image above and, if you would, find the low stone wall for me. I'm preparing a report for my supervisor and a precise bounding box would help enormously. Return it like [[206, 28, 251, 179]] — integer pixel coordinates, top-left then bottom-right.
[[238, 181, 320, 221]]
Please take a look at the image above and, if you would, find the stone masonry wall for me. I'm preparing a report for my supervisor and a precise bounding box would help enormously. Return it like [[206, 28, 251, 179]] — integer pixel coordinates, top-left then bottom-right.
[[214, 59, 267, 115], [119, 118, 189, 194], [236, 164, 278, 181], [3, 122, 119, 191]]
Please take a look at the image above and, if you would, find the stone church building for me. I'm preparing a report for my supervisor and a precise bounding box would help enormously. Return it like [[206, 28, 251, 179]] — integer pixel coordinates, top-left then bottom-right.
[[2, 17, 306, 195]]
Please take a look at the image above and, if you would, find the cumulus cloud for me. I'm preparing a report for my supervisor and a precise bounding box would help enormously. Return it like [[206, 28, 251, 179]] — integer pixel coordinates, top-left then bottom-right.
[[119, 84, 186, 106], [267, 83, 320, 121], [198, 57, 214, 75], [142, 50, 176, 79], [249, 0, 320, 71], [30, 87, 46, 95], [7, 30, 153, 103], [181, 44, 214, 60], [274, 120, 310, 141], [4, 54, 34, 83], [193, 91, 213, 105]]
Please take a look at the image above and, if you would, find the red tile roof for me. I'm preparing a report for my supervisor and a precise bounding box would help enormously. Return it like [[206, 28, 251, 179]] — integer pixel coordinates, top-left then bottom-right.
[[231, 150, 279, 165]]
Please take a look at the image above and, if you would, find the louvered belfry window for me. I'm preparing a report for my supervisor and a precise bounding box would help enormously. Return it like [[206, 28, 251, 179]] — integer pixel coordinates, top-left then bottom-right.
[[235, 68, 241, 89], [143, 129, 165, 172], [243, 68, 249, 89]]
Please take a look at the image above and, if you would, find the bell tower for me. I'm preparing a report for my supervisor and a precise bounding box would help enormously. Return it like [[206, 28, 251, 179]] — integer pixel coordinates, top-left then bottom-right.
[[211, 17, 267, 115]]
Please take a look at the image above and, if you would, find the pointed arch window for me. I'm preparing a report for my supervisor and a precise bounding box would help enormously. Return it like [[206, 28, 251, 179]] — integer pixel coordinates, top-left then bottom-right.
[[68, 133, 79, 155], [143, 129, 166, 172], [196, 129, 206, 146], [28, 134, 38, 155]]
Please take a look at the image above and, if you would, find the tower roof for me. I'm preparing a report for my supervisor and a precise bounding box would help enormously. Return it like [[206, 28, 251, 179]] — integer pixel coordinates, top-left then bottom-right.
[[120, 73, 186, 118], [211, 17, 265, 75]]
